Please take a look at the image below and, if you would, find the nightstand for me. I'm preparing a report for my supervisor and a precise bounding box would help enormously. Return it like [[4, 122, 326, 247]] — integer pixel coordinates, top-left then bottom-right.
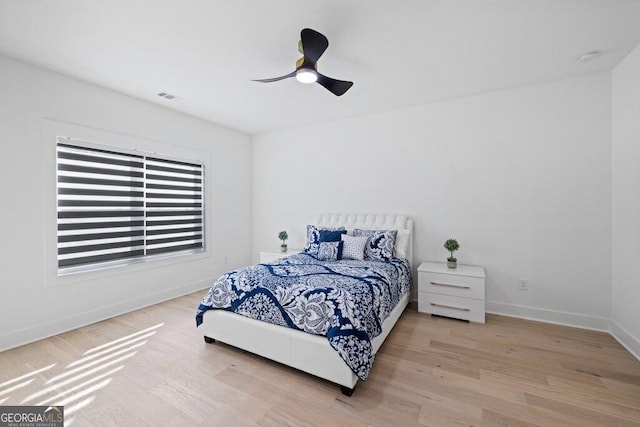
[[417, 261, 486, 323], [259, 249, 302, 263]]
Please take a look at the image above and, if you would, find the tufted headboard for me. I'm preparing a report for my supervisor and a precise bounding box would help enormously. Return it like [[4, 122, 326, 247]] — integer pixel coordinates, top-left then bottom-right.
[[316, 213, 414, 268]]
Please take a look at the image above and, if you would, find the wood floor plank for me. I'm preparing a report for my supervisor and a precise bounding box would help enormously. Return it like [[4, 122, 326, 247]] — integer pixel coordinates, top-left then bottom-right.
[[1, 292, 639, 426], [365, 362, 587, 427], [479, 370, 640, 424], [429, 338, 608, 387], [524, 392, 640, 427], [382, 343, 481, 379], [482, 409, 542, 427], [418, 390, 483, 426]]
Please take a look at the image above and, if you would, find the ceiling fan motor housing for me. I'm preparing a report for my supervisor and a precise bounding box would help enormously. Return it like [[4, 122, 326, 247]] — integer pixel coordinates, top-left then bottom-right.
[[252, 28, 353, 96]]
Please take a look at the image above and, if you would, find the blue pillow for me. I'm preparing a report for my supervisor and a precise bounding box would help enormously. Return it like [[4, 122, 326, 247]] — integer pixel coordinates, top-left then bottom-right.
[[319, 229, 347, 243], [303, 225, 346, 257]]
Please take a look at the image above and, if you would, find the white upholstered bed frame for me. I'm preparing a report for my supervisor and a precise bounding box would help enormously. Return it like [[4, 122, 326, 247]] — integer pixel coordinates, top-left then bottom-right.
[[199, 213, 413, 395]]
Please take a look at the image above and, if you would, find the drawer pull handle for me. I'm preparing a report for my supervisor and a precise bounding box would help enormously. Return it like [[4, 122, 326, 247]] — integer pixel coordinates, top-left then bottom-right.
[[430, 281, 470, 289], [430, 302, 470, 312]]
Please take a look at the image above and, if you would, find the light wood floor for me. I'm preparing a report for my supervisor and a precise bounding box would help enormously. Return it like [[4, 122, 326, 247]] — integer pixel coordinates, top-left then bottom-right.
[[1, 292, 639, 426]]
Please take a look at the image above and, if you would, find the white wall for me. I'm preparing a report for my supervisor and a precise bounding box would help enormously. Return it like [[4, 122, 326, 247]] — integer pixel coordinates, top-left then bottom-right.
[[612, 44, 640, 358], [252, 73, 612, 330], [0, 55, 252, 351]]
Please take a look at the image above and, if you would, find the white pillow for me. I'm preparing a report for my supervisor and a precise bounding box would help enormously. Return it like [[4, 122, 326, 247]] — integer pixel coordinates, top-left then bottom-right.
[[394, 230, 410, 260], [341, 235, 368, 260]]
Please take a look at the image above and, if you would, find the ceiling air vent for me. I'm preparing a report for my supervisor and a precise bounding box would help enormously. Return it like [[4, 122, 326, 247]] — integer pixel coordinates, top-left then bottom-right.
[[577, 51, 599, 63], [157, 92, 178, 100]]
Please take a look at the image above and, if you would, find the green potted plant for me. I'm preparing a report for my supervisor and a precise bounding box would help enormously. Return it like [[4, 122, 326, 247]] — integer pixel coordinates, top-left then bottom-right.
[[444, 238, 459, 268], [278, 230, 289, 252]]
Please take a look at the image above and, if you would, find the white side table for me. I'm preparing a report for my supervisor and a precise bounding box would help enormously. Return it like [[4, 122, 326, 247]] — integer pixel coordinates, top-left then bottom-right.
[[417, 261, 486, 323], [259, 249, 302, 263]]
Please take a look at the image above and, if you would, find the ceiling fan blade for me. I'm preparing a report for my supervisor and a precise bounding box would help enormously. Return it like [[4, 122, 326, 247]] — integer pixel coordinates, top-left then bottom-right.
[[252, 71, 296, 83], [300, 28, 328, 64], [316, 73, 353, 96]]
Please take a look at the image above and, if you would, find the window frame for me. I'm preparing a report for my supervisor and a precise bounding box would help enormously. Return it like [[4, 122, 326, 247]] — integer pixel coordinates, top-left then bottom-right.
[[56, 136, 206, 276]]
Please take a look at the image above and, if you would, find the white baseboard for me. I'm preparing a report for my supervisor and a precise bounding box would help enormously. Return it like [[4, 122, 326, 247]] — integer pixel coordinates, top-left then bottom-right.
[[486, 301, 610, 332], [610, 321, 640, 361], [0, 278, 211, 353]]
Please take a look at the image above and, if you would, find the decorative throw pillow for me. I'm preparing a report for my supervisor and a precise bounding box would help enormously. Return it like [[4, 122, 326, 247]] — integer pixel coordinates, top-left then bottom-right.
[[317, 241, 343, 261], [353, 229, 398, 261], [303, 225, 346, 257], [318, 229, 347, 243], [340, 235, 368, 260], [394, 229, 411, 260]]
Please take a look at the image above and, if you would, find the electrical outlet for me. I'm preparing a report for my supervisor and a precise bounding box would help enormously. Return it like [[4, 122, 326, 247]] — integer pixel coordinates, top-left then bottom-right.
[[224, 255, 228, 264], [519, 279, 529, 291]]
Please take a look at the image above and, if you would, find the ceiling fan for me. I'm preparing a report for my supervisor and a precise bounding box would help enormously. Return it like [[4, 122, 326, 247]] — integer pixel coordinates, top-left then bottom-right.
[[253, 28, 353, 96]]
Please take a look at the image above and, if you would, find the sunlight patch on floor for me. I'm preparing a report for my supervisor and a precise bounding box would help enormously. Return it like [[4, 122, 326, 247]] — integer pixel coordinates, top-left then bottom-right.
[[35, 367, 121, 406], [58, 379, 111, 407], [46, 341, 147, 384], [22, 351, 138, 404], [0, 378, 35, 396], [0, 321, 166, 424], [67, 332, 156, 368], [82, 323, 164, 355], [65, 396, 95, 418], [0, 363, 56, 389]]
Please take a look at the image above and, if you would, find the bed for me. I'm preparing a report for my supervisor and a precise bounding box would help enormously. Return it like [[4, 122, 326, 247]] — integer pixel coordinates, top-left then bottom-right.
[[196, 213, 413, 395]]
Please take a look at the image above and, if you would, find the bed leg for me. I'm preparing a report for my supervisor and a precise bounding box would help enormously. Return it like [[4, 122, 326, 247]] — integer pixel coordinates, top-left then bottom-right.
[[340, 385, 355, 397], [204, 336, 216, 344]]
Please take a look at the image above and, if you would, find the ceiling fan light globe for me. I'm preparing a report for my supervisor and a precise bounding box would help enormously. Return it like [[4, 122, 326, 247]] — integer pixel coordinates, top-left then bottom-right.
[[296, 69, 317, 84]]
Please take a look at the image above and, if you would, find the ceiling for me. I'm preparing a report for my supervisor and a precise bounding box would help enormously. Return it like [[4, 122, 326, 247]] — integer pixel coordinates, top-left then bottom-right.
[[1, 0, 639, 135]]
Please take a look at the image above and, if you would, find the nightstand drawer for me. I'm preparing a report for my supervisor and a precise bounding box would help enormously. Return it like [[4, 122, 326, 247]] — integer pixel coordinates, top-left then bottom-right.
[[418, 292, 485, 323], [418, 272, 484, 299]]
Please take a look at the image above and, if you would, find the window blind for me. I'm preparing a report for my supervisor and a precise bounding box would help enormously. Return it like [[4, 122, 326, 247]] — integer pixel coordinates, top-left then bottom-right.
[[145, 157, 203, 255], [56, 140, 204, 273]]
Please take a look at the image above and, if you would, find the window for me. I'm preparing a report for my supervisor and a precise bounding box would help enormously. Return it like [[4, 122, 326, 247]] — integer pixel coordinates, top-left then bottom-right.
[[56, 138, 204, 274]]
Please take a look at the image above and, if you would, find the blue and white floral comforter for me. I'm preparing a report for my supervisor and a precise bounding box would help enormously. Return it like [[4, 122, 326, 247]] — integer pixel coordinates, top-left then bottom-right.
[[196, 253, 411, 380]]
